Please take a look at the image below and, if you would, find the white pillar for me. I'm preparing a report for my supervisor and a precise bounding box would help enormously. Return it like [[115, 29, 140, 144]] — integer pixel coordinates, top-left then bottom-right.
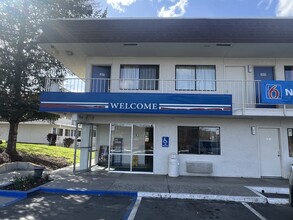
[[94, 125, 99, 165], [80, 125, 90, 170]]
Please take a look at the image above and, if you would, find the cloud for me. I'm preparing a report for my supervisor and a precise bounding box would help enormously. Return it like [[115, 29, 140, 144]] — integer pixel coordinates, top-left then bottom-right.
[[257, 0, 273, 10], [276, 0, 293, 16], [106, 0, 137, 12], [158, 0, 188, 17]]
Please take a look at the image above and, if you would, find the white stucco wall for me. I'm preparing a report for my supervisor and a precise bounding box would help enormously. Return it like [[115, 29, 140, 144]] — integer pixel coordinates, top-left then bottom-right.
[[85, 56, 293, 83], [79, 115, 293, 178], [71, 56, 293, 178], [0, 120, 78, 145], [0, 124, 53, 144]]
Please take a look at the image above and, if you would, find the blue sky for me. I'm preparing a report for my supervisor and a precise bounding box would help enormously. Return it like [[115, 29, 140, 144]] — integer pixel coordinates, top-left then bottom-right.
[[97, 0, 293, 17]]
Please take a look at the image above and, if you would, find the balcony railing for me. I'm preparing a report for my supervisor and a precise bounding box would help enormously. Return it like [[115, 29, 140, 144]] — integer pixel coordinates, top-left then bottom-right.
[[45, 77, 285, 112]]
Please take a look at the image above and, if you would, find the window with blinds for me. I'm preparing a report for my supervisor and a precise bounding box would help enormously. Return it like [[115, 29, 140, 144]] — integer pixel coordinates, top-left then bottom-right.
[[120, 65, 159, 90], [175, 65, 216, 91]]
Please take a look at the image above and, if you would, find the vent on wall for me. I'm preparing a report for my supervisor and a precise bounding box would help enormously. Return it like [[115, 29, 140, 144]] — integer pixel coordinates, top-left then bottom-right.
[[186, 161, 213, 174], [216, 43, 231, 47], [123, 43, 138, 46]]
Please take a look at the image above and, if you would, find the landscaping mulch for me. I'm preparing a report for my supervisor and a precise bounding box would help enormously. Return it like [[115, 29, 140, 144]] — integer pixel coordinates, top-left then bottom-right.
[[0, 148, 70, 170]]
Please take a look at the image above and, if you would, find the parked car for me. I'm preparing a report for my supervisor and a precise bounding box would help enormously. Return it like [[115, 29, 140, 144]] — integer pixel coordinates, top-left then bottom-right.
[[289, 164, 293, 208]]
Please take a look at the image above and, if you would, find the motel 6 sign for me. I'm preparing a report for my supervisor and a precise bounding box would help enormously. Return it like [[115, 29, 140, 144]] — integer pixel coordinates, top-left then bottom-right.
[[261, 80, 293, 104], [266, 84, 282, 99]]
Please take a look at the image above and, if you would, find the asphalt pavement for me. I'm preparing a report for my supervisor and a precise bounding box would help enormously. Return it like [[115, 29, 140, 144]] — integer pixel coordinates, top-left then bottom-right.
[[0, 166, 292, 219]]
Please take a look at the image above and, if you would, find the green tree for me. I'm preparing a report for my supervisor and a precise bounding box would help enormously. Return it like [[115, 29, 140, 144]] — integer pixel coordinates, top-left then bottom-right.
[[0, 0, 106, 156]]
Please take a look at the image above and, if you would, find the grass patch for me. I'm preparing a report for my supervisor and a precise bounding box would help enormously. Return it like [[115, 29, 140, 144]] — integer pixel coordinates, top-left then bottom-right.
[[0, 143, 80, 165]]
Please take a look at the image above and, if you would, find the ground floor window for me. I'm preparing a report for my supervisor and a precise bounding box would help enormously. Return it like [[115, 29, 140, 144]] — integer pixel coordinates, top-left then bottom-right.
[[57, 128, 63, 136], [178, 126, 220, 155], [287, 129, 293, 157], [65, 129, 70, 136], [109, 124, 154, 172]]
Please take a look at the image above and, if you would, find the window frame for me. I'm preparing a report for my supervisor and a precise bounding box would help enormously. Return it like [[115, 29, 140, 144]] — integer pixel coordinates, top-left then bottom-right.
[[57, 128, 63, 136], [175, 65, 216, 91], [287, 128, 293, 157], [177, 126, 221, 155], [120, 64, 159, 90], [285, 66, 293, 81], [65, 129, 71, 136]]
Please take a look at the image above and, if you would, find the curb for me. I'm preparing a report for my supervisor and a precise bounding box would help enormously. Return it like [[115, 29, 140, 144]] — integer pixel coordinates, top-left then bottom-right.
[[0, 187, 289, 209], [246, 186, 289, 205], [138, 192, 267, 203]]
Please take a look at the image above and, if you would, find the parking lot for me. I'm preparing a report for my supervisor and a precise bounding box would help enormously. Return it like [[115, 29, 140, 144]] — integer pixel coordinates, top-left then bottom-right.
[[135, 198, 293, 220], [0, 193, 293, 220], [0, 193, 134, 220]]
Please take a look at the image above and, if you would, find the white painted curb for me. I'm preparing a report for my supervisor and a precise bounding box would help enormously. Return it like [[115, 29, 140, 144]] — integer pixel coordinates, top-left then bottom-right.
[[267, 198, 289, 205], [138, 192, 267, 204], [246, 186, 289, 205], [246, 186, 289, 195]]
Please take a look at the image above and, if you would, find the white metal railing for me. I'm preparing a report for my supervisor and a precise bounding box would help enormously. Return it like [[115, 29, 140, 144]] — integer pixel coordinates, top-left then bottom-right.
[[45, 77, 271, 109]]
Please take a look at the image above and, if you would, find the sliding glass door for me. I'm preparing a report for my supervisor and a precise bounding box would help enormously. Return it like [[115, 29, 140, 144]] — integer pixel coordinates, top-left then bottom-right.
[[109, 124, 154, 172]]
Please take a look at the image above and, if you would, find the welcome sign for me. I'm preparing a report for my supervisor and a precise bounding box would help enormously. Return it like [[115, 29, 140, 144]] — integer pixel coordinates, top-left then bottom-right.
[[261, 80, 293, 104], [40, 92, 232, 115]]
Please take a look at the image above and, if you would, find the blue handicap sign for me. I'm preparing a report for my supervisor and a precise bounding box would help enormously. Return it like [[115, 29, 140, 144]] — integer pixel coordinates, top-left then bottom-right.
[[162, 137, 169, 147]]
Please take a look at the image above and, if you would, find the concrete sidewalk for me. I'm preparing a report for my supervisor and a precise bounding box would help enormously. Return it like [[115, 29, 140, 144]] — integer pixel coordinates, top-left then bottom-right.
[[46, 166, 287, 196], [0, 165, 290, 207]]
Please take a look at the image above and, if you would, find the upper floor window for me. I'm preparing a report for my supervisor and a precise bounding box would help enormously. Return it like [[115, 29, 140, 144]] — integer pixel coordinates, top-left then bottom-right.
[[176, 65, 216, 91], [120, 65, 159, 90], [285, 66, 293, 81]]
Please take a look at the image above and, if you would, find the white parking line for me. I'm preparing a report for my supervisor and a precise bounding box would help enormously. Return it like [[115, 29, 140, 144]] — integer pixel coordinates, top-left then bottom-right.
[[138, 192, 267, 203], [242, 202, 267, 220], [127, 196, 142, 220]]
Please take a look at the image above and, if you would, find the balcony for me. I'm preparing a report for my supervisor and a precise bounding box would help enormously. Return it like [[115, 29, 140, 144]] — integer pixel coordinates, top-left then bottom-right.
[[44, 78, 293, 116]]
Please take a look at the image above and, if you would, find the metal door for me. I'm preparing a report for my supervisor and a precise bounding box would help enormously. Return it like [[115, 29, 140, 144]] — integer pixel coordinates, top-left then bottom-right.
[[92, 66, 111, 92], [254, 67, 274, 108], [224, 66, 246, 109], [259, 128, 281, 177]]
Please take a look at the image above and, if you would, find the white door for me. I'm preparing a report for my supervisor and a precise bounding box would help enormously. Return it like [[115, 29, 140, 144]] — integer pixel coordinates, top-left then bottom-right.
[[259, 128, 281, 177], [224, 66, 245, 109]]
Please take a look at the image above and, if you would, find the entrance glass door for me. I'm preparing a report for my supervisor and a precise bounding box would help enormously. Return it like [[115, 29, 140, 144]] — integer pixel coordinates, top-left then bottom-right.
[[109, 124, 131, 171], [132, 125, 154, 172], [109, 124, 154, 172]]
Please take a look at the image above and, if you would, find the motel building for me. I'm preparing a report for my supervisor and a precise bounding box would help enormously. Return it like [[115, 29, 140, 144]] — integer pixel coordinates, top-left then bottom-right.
[[39, 18, 293, 178]]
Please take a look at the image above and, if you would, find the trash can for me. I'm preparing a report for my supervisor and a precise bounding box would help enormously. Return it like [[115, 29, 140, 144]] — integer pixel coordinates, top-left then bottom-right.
[[34, 167, 45, 179], [168, 153, 179, 177]]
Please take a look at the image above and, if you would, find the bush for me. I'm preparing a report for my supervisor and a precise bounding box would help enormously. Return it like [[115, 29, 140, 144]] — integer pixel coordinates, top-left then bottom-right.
[[63, 137, 74, 148], [1, 174, 52, 191], [47, 133, 57, 146]]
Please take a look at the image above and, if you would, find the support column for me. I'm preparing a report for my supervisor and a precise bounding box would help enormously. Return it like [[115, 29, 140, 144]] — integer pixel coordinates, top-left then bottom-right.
[[94, 125, 99, 165], [80, 124, 91, 170]]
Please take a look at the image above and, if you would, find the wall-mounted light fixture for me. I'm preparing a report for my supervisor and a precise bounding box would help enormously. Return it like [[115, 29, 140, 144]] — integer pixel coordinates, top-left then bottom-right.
[[248, 65, 253, 73], [251, 126, 256, 135], [65, 50, 74, 56], [51, 45, 59, 55]]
